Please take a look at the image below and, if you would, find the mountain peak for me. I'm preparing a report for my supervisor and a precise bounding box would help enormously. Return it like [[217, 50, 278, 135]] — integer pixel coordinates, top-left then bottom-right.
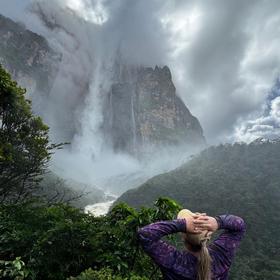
[[103, 64, 205, 157]]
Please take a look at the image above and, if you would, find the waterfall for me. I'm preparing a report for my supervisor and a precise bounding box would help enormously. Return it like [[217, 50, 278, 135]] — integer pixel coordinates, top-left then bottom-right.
[[131, 92, 137, 153], [109, 87, 113, 128]]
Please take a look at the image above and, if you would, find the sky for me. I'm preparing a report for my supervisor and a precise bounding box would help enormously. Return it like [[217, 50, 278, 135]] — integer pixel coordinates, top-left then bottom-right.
[[1, 0, 280, 144], [1, 0, 280, 191]]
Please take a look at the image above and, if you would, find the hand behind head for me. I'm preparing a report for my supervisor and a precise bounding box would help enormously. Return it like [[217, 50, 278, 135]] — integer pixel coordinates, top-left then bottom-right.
[[193, 215, 218, 232]]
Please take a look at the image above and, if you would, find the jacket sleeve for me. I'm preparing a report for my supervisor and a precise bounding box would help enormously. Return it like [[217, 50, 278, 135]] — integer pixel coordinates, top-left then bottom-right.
[[137, 219, 192, 269], [211, 215, 246, 265]]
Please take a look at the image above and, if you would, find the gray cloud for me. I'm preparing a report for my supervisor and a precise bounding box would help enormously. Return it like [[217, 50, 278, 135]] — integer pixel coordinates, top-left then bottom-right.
[[2, 0, 280, 144], [1, 0, 280, 190], [166, 0, 280, 143]]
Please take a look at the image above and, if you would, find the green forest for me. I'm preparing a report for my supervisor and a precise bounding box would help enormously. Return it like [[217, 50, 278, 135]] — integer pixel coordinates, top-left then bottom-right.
[[1, 64, 280, 280]]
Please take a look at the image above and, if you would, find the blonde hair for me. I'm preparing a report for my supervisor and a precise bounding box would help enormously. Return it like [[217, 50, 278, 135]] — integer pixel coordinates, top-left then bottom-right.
[[177, 210, 212, 280]]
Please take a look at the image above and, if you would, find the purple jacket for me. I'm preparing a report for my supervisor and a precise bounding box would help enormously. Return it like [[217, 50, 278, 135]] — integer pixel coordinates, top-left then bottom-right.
[[138, 215, 245, 280]]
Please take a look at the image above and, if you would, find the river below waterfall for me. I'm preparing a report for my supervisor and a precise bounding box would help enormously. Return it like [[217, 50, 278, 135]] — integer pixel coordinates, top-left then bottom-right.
[[84, 191, 118, 216]]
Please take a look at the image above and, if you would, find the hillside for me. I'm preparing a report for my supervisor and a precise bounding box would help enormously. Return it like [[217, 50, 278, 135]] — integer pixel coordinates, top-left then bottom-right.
[[117, 139, 280, 279], [37, 172, 107, 208], [118, 139, 280, 211]]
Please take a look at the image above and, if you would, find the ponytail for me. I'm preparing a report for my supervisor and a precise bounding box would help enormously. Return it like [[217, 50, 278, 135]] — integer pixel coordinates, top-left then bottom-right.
[[177, 209, 213, 279], [197, 239, 212, 280]]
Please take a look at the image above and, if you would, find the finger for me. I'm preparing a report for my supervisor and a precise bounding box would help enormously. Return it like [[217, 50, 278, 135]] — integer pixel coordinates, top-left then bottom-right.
[[195, 225, 209, 230], [195, 221, 211, 226], [195, 224, 208, 228], [194, 217, 209, 222], [193, 219, 208, 224], [193, 221, 205, 226], [193, 212, 206, 218], [196, 216, 209, 221], [196, 224, 211, 230]]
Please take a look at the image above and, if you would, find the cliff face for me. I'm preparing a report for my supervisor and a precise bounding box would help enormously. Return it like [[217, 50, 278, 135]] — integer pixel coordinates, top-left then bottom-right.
[[103, 64, 205, 156], [0, 14, 60, 97], [0, 14, 205, 157]]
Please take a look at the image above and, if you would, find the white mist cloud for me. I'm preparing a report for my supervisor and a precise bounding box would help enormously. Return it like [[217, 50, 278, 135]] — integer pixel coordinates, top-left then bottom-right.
[[66, 0, 108, 24], [234, 90, 280, 142]]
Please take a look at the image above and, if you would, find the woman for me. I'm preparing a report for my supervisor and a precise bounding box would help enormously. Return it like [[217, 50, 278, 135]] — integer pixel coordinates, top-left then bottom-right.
[[138, 209, 245, 280]]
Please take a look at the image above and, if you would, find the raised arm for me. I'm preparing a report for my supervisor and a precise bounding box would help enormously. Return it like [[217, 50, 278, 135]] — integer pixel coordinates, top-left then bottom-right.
[[137, 219, 194, 270], [211, 215, 246, 263]]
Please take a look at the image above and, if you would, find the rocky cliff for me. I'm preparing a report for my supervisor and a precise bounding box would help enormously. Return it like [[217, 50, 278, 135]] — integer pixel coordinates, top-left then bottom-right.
[[103, 64, 205, 156], [0, 14, 205, 158], [0, 14, 60, 98]]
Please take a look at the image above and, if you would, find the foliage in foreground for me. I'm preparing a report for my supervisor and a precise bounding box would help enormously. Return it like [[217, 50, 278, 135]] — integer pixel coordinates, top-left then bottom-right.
[[0, 197, 181, 280], [0, 257, 29, 280], [0, 64, 61, 204], [68, 267, 149, 280]]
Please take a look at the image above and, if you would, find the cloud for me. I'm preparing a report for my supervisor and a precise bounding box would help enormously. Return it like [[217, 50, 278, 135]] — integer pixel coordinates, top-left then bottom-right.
[[1, 0, 280, 144], [1, 0, 280, 190], [234, 91, 280, 142], [0, 0, 31, 21], [164, 0, 280, 143]]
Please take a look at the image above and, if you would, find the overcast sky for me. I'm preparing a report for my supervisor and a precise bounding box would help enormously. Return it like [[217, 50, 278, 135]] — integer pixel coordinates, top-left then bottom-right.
[[1, 0, 280, 144]]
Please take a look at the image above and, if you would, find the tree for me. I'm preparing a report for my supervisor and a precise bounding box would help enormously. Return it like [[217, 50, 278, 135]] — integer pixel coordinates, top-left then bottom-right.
[[0, 64, 61, 203], [0, 197, 181, 279]]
